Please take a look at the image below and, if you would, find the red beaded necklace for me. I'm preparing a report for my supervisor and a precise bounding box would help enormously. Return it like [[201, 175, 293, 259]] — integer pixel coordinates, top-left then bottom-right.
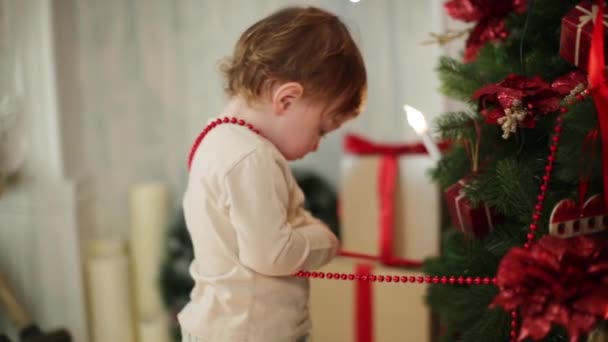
[[188, 116, 261, 170]]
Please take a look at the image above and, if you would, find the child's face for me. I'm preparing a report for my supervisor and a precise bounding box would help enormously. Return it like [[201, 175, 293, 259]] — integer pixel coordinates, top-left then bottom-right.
[[273, 96, 348, 161]]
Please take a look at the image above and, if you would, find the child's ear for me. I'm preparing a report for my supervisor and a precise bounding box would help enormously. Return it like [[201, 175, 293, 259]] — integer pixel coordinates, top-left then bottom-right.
[[271, 82, 303, 115]]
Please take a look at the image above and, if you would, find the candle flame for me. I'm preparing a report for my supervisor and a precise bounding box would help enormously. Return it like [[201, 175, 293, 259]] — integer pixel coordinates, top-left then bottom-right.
[[403, 105, 428, 134]]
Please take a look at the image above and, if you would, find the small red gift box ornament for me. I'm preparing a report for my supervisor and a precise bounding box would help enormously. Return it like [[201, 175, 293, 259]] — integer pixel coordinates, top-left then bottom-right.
[[549, 194, 608, 238], [559, 1, 608, 72], [443, 119, 501, 238], [444, 177, 501, 238]]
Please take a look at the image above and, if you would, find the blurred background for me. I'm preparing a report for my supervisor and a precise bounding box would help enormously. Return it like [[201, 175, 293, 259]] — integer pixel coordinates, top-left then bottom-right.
[[0, 0, 465, 341]]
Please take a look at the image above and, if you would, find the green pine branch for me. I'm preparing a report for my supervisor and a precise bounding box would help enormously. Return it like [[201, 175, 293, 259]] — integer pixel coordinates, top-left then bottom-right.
[[437, 57, 485, 101], [433, 111, 478, 142], [458, 308, 510, 342]]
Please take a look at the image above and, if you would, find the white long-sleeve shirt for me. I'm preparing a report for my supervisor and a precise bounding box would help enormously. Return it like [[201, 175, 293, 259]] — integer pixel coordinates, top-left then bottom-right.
[[178, 121, 339, 341]]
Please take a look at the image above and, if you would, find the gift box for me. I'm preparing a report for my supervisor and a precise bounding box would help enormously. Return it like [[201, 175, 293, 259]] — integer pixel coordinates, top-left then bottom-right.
[[309, 257, 431, 342], [339, 135, 441, 264], [559, 1, 608, 72], [444, 177, 499, 238]]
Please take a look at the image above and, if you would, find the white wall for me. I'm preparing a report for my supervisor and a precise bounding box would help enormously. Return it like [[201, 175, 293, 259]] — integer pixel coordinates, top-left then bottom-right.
[[73, 0, 447, 238], [0, 0, 89, 340]]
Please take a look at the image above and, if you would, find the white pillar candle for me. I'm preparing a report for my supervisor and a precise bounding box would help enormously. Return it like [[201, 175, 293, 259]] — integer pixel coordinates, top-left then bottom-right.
[[129, 183, 170, 319], [87, 238, 135, 342]]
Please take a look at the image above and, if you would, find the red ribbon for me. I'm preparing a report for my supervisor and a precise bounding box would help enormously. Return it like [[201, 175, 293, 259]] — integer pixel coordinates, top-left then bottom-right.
[[339, 134, 450, 268], [338, 250, 421, 267], [588, 0, 608, 206], [578, 129, 599, 206], [378, 156, 398, 264], [355, 263, 373, 342], [344, 133, 451, 155]]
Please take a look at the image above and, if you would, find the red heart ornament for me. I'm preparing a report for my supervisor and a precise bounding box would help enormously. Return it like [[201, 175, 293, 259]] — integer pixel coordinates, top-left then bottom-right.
[[581, 194, 608, 234], [549, 194, 608, 238]]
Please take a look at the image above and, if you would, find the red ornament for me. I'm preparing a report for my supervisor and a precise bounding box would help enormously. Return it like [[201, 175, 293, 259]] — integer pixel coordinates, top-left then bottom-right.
[[491, 235, 608, 342], [443, 0, 527, 62], [444, 176, 501, 238], [473, 74, 563, 128], [550, 194, 608, 238], [550, 126, 606, 239], [559, 1, 608, 72], [550, 70, 588, 95]]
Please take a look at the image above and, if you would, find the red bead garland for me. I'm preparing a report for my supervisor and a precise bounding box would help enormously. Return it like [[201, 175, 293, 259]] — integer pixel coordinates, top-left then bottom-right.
[[294, 271, 496, 285], [526, 114, 562, 246], [524, 89, 589, 247], [510, 310, 518, 342], [187, 116, 260, 169]]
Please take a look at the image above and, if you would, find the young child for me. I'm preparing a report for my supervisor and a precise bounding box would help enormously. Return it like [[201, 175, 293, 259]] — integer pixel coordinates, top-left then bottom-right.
[[178, 6, 367, 342]]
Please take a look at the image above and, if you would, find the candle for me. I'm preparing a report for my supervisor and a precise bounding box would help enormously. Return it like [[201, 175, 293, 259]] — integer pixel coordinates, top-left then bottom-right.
[[87, 238, 136, 342], [129, 183, 170, 319], [403, 105, 441, 161]]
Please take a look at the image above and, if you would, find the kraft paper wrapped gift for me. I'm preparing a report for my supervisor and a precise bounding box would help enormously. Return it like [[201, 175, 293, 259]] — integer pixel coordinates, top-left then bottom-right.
[[339, 149, 440, 262], [309, 257, 431, 342]]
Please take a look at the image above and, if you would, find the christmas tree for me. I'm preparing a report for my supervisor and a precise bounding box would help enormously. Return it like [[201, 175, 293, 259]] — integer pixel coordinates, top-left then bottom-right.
[[423, 0, 608, 341]]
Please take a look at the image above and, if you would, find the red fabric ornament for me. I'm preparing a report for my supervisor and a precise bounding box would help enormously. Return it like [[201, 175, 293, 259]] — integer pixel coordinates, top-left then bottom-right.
[[491, 235, 608, 342], [559, 0, 608, 72], [551, 70, 588, 96], [443, 0, 527, 62], [473, 72, 587, 131]]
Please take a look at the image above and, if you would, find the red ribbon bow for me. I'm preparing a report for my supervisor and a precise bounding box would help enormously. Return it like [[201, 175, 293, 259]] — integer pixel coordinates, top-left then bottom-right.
[[340, 134, 450, 268], [344, 134, 450, 156]]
